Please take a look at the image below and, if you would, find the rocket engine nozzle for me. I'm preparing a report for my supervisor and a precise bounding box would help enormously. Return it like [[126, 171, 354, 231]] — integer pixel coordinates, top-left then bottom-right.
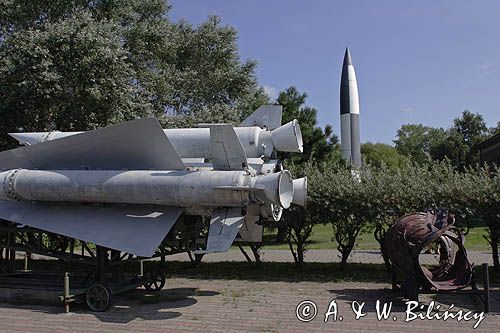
[[259, 204, 283, 222], [252, 170, 294, 209], [271, 119, 303, 153], [292, 177, 307, 206]]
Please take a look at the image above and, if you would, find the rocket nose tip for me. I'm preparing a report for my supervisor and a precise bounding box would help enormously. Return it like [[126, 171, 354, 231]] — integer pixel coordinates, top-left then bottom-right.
[[343, 48, 353, 66]]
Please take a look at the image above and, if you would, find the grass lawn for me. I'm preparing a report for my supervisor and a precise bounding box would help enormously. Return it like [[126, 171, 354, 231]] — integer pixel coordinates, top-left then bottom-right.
[[256, 223, 491, 252]]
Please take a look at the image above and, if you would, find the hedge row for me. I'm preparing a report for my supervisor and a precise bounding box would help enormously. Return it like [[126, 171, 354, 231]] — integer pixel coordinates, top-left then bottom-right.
[[284, 161, 500, 270]]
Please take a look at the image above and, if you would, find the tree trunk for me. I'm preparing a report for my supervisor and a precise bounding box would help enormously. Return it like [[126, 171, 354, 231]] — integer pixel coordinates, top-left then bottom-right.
[[288, 239, 298, 264], [297, 241, 304, 265], [340, 251, 349, 269], [487, 221, 500, 273], [491, 234, 499, 273], [374, 224, 391, 271], [250, 244, 262, 263], [276, 226, 287, 242], [238, 244, 253, 263]]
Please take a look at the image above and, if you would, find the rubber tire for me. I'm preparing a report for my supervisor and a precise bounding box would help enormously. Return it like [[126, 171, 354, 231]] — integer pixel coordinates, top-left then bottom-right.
[[86, 283, 112, 312], [144, 268, 166, 292]]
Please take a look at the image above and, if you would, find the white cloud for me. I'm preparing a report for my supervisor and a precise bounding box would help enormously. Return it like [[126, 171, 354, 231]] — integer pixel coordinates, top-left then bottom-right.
[[400, 107, 414, 113], [263, 85, 279, 101]]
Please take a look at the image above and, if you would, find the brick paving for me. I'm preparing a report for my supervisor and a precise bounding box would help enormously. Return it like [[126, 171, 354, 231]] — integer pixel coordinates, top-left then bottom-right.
[[3, 250, 496, 332], [0, 278, 498, 332]]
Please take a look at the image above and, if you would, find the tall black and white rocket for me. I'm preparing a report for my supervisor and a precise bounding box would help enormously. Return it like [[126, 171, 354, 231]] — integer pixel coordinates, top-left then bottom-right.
[[340, 47, 361, 167]]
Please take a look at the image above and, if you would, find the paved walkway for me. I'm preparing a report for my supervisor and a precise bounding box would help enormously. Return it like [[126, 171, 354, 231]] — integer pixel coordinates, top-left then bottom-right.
[[168, 249, 494, 265], [0, 278, 498, 332]]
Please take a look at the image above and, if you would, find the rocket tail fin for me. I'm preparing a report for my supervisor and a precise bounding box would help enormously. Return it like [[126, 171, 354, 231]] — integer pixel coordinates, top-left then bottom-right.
[[195, 208, 245, 254], [0, 201, 182, 257], [0, 118, 185, 171], [240, 105, 282, 129], [235, 216, 263, 242], [208, 124, 248, 171]]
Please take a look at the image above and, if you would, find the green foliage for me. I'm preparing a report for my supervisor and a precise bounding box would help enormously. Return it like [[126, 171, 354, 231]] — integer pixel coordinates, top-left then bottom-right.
[[277, 86, 341, 165], [490, 121, 500, 136], [463, 165, 500, 270], [394, 124, 447, 164], [304, 160, 500, 269], [279, 161, 329, 265], [394, 110, 491, 169], [431, 111, 490, 168], [271, 86, 344, 265], [0, 0, 266, 149], [361, 142, 408, 168]]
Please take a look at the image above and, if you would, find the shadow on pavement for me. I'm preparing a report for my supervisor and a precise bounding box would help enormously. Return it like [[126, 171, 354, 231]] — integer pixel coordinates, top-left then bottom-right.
[[0, 287, 219, 323]]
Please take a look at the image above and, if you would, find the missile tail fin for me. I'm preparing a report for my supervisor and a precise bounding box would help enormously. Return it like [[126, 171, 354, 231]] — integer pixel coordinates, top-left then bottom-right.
[[0, 201, 182, 257], [8, 132, 46, 146], [0, 118, 185, 171], [235, 216, 263, 242], [240, 105, 282, 129], [209, 124, 248, 171], [195, 208, 244, 254]]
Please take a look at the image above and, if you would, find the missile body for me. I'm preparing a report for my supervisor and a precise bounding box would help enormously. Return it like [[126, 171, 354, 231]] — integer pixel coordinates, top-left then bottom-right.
[[9, 120, 303, 159], [0, 169, 294, 209], [0, 116, 307, 256], [340, 48, 361, 167]]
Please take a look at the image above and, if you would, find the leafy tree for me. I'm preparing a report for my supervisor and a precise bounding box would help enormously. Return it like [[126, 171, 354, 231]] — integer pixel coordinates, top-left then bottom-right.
[[0, 0, 266, 149], [325, 167, 379, 267], [394, 124, 447, 164], [464, 166, 500, 271], [272, 86, 344, 265], [490, 121, 500, 136], [277, 86, 340, 164], [431, 111, 489, 168], [361, 142, 408, 168], [453, 110, 489, 145], [0, 9, 139, 149], [394, 111, 490, 169]]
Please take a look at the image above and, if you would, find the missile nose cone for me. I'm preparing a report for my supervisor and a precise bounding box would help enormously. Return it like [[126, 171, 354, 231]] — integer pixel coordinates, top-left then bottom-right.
[[343, 47, 353, 66]]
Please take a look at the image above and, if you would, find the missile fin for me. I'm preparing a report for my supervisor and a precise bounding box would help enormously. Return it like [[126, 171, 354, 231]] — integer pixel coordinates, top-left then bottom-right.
[[240, 105, 282, 129], [194, 208, 244, 253], [0, 200, 181, 257], [0, 118, 185, 171], [8, 132, 45, 146], [235, 216, 263, 242], [209, 124, 248, 171]]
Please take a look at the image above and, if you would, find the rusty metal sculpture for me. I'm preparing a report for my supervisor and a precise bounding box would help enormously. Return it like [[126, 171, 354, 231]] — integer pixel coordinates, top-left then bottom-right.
[[384, 209, 474, 301]]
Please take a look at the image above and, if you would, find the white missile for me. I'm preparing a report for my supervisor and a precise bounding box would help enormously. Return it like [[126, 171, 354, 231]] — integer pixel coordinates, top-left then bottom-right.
[[340, 48, 361, 167], [0, 118, 305, 257], [8, 105, 303, 159], [0, 169, 294, 209]]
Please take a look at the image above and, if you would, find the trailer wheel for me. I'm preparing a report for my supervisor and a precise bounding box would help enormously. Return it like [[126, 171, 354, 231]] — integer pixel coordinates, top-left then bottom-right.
[[144, 268, 166, 291], [86, 283, 112, 312]]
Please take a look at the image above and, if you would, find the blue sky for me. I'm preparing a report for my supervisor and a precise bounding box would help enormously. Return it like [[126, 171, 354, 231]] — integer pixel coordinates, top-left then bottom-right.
[[169, 1, 500, 144]]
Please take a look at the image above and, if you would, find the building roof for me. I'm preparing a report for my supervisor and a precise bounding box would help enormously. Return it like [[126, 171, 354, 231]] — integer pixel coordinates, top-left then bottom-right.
[[477, 132, 500, 150]]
